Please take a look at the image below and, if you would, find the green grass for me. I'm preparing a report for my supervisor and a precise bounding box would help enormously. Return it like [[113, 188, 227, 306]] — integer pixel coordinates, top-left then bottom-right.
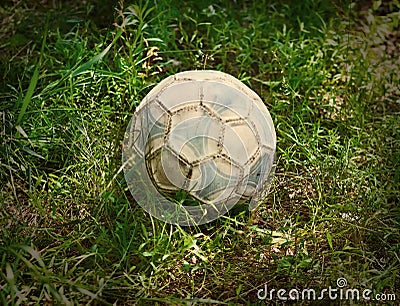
[[1, 0, 399, 304]]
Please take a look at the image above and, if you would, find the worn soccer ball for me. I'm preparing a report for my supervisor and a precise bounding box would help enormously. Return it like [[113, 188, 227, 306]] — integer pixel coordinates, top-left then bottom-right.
[[122, 70, 276, 225]]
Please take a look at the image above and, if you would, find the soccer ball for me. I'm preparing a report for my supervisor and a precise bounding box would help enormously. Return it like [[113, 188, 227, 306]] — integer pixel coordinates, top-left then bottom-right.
[[122, 70, 276, 226]]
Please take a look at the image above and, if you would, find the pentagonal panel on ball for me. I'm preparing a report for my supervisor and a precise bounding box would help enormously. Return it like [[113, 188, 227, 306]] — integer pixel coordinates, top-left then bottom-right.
[[147, 147, 191, 192], [166, 107, 222, 164], [238, 146, 274, 199], [236, 150, 262, 198], [145, 102, 170, 155], [248, 101, 276, 150], [190, 155, 243, 203], [156, 81, 201, 111], [222, 119, 260, 166], [202, 81, 251, 121]]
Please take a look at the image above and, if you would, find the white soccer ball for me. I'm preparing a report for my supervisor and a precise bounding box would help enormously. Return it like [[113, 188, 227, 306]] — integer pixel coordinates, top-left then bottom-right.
[[122, 70, 276, 225]]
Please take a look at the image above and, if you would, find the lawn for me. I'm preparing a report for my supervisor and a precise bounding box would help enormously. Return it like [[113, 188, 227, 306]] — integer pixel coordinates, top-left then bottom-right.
[[1, 0, 399, 304]]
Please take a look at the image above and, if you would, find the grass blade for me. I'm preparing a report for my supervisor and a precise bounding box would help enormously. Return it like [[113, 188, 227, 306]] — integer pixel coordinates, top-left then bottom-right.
[[15, 64, 40, 126], [71, 29, 123, 77]]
